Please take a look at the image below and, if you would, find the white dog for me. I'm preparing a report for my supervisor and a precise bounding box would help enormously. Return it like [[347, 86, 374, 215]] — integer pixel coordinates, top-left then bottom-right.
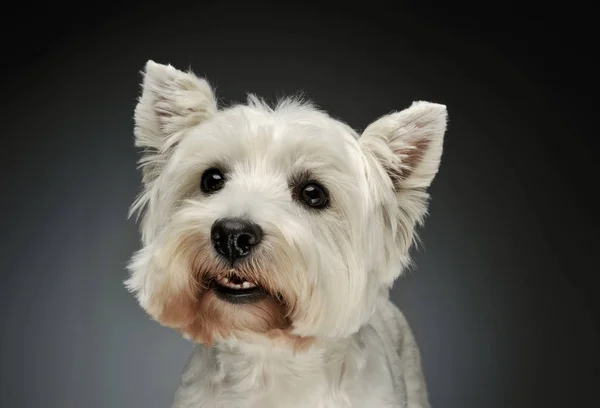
[[126, 60, 448, 408]]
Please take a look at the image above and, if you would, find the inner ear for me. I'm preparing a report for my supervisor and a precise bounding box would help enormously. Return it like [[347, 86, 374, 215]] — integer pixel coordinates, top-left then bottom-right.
[[389, 138, 430, 189]]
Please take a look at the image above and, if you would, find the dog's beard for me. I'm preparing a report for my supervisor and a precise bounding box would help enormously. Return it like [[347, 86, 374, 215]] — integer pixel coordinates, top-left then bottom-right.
[[142, 227, 311, 347]]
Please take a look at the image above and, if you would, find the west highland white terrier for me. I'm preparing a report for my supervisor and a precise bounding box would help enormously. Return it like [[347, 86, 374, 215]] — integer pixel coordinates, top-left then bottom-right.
[[126, 60, 448, 408]]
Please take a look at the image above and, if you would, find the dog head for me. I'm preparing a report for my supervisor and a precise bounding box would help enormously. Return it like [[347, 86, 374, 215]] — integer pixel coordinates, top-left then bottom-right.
[[126, 61, 447, 347]]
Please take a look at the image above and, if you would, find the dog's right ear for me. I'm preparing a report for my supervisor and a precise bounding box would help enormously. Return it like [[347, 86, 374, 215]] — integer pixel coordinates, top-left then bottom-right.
[[134, 60, 218, 186]]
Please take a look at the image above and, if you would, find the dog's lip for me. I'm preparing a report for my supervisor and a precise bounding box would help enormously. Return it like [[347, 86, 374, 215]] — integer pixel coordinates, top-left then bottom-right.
[[212, 282, 266, 304], [210, 272, 267, 304]]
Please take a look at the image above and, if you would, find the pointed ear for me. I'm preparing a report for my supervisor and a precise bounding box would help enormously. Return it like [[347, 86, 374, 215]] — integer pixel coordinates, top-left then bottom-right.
[[134, 60, 218, 185], [360, 101, 448, 191]]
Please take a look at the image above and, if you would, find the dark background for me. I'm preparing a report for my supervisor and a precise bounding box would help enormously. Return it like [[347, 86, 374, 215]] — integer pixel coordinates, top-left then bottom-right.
[[1, 1, 598, 407]]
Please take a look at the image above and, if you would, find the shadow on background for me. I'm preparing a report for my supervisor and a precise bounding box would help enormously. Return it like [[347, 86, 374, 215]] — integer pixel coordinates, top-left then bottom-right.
[[1, 1, 598, 407]]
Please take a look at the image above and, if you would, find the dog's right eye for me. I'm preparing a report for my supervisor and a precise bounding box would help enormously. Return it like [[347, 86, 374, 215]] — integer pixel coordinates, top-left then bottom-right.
[[201, 168, 226, 194]]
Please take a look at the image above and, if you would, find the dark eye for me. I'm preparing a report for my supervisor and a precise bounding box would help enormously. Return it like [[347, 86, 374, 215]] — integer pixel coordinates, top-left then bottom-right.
[[299, 182, 329, 209], [200, 168, 226, 194]]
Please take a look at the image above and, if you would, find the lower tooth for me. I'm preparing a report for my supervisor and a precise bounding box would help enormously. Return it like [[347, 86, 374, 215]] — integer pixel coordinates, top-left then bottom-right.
[[242, 282, 250, 288]]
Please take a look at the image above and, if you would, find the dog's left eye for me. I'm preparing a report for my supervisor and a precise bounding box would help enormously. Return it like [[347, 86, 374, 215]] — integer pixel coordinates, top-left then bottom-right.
[[201, 168, 226, 194], [299, 182, 329, 209]]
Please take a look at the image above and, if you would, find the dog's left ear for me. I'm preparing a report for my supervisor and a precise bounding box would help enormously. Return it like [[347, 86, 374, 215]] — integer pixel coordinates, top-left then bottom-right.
[[359, 101, 448, 192], [134, 60, 218, 186]]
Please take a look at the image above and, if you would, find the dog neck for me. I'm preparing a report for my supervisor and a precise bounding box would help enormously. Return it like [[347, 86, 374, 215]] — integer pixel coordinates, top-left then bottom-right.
[[200, 328, 372, 404], [218, 329, 367, 374]]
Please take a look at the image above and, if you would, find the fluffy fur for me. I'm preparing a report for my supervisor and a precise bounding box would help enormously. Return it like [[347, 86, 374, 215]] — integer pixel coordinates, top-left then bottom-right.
[[126, 60, 448, 408]]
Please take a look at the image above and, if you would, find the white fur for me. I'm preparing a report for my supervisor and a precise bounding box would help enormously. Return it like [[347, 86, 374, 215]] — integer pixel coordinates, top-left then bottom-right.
[[126, 60, 448, 407], [173, 299, 428, 408]]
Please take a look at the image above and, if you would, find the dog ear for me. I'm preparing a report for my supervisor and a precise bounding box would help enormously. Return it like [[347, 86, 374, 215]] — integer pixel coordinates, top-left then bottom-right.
[[134, 60, 218, 186], [360, 101, 447, 192]]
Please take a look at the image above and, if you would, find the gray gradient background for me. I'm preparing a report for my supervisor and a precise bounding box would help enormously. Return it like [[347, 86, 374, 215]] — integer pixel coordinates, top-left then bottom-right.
[[1, 2, 599, 407]]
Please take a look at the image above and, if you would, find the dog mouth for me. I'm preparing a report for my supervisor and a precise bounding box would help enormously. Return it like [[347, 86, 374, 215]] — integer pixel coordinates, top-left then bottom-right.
[[211, 272, 267, 304]]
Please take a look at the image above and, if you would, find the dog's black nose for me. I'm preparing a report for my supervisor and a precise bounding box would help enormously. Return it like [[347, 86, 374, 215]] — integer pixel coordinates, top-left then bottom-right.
[[211, 218, 263, 261]]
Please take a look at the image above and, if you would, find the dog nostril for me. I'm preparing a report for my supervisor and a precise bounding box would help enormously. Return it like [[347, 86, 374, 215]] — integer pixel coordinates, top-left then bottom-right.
[[210, 218, 263, 260], [235, 232, 259, 253]]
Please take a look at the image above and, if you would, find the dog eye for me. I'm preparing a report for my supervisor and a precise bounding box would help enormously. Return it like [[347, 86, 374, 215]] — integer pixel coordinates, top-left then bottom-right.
[[200, 168, 226, 194], [299, 182, 329, 209]]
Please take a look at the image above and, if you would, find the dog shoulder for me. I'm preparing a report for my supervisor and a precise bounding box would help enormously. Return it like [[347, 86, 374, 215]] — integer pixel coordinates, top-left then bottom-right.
[[375, 299, 431, 407], [172, 345, 217, 408], [371, 299, 407, 349]]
